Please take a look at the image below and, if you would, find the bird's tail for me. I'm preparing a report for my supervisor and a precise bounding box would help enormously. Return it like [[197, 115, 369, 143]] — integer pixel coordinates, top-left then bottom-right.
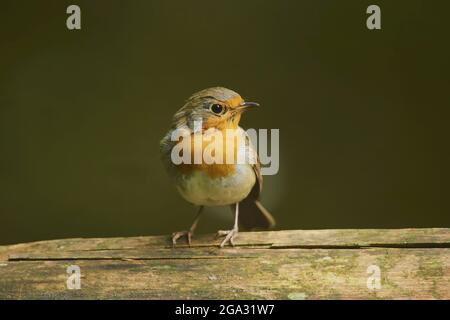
[[237, 199, 275, 230]]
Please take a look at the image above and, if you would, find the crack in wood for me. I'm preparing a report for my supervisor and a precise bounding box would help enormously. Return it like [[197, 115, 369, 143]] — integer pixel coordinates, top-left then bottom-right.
[[271, 243, 450, 249]]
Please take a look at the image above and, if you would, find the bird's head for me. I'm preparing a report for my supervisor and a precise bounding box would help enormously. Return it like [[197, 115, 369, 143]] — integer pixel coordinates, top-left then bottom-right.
[[172, 87, 259, 131]]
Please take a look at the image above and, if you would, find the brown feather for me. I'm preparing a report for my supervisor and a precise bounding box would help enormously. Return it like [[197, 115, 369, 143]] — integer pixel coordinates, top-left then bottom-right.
[[237, 137, 276, 230]]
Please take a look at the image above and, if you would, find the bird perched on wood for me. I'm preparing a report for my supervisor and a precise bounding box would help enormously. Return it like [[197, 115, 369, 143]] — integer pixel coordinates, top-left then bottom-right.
[[160, 87, 275, 247]]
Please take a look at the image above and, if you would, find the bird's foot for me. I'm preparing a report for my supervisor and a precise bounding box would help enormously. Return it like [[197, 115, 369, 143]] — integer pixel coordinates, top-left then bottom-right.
[[171, 230, 193, 247], [216, 228, 238, 248]]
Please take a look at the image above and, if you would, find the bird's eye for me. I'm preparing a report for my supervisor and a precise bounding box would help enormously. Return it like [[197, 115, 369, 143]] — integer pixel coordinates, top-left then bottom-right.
[[210, 104, 224, 115]]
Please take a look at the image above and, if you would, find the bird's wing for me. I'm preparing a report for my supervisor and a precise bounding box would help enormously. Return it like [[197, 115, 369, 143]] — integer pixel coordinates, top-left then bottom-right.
[[238, 131, 275, 229]]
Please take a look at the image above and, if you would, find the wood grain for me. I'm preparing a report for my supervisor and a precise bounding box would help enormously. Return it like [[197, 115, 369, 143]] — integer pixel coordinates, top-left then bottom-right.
[[0, 228, 449, 299]]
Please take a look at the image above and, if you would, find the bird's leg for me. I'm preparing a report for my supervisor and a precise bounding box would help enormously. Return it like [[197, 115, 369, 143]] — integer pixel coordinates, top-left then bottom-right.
[[172, 206, 203, 246], [217, 203, 239, 248]]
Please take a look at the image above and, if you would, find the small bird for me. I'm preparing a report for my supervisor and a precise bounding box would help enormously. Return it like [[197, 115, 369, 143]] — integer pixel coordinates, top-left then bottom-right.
[[160, 87, 275, 247]]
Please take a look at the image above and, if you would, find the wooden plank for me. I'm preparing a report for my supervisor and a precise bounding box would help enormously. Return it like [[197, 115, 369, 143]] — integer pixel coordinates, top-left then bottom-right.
[[1, 228, 449, 261], [0, 229, 449, 299], [0, 248, 449, 299]]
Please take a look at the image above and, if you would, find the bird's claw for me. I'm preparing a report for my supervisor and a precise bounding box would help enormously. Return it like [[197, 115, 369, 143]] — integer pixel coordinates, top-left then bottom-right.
[[216, 229, 238, 247], [171, 230, 193, 247]]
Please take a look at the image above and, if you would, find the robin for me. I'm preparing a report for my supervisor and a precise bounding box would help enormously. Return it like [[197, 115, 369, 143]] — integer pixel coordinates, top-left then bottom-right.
[[160, 87, 275, 247]]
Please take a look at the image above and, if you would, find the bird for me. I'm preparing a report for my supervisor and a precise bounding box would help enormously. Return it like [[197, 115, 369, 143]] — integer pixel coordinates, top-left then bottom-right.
[[160, 87, 275, 247]]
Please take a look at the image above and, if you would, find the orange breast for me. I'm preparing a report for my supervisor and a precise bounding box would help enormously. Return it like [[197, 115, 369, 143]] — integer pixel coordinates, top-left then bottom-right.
[[175, 128, 243, 178]]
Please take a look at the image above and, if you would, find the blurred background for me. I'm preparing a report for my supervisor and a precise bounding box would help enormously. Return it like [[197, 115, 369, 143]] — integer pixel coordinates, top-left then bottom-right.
[[1, 1, 449, 245]]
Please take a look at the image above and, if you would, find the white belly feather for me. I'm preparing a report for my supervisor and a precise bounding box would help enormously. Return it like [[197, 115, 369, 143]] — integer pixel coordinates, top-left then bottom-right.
[[176, 164, 256, 206]]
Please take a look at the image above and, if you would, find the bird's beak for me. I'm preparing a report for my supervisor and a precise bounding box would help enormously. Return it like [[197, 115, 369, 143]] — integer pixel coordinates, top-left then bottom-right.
[[239, 101, 260, 110]]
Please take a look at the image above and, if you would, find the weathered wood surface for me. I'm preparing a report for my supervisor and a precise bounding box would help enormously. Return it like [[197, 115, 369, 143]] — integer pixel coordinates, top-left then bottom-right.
[[0, 228, 449, 299]]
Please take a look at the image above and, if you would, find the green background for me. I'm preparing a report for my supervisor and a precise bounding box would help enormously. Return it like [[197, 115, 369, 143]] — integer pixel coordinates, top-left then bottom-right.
[[1, 1, 448, 245]]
